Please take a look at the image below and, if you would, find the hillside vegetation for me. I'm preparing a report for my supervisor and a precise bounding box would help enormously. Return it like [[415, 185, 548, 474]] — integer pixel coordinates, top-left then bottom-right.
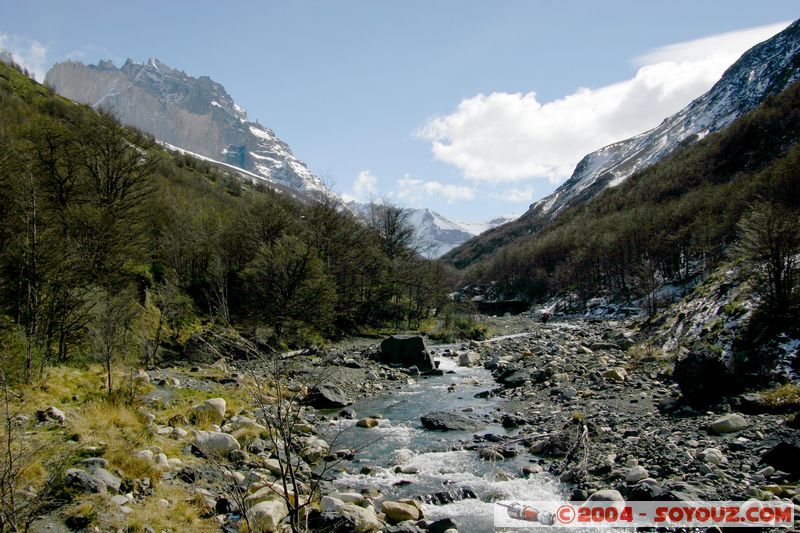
[[0, 61, 452, 385], [457, 80, 800, 319]]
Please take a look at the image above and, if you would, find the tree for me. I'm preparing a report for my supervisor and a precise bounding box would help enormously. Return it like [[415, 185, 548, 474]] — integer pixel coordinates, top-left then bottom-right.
[[89, 289, 138, 393], [734, 202, 800, 313]]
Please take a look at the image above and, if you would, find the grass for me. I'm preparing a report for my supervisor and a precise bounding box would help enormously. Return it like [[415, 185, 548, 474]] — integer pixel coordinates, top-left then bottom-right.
[[760, 383, 800, 410]]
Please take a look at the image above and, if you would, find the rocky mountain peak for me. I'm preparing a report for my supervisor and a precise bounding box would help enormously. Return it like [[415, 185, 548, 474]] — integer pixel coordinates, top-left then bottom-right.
[[46, 57, 325, 195]]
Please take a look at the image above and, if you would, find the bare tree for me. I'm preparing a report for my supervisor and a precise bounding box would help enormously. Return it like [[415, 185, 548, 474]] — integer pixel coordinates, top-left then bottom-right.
[[89, 289, 138, 393]]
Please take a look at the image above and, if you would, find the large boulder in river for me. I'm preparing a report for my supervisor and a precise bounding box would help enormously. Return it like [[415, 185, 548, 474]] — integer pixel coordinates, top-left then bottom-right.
[[304, 383, 351, 409], [672, 348, 737, 408], [378, 335, 433, 371], [421, 411, 481, 431]]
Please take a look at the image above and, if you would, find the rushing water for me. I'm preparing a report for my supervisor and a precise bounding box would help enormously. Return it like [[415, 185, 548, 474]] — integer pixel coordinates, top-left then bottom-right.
[[321, 350, 566, 532]]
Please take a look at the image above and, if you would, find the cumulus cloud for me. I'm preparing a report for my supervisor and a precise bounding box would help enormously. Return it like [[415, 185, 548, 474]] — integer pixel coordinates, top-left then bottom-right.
[[341, 170, 380, 202], [0, 32, 48, 81], [416, 21, 791, 185], [395, 178, 475, 205]]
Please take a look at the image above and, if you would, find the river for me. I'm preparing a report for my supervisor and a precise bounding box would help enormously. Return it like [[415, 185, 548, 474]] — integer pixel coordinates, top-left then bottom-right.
[[321, 345, 566, 532]]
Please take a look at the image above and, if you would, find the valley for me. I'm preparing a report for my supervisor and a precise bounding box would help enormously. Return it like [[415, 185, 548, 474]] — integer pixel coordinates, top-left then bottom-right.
[[0, 7, 799, 533]]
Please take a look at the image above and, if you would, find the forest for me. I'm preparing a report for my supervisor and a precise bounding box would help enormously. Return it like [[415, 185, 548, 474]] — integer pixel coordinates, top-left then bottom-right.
[[0, 61, 454, 386]]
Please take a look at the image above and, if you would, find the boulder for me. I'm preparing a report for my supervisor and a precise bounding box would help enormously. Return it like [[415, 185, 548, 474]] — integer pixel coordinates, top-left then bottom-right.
[[378, 335, 434, 371], [673, 348, 737, 408], [497, 369, 531, 389], [603, 368, 627, 382], [700, 448, 726, 464], [625, 466, 649, 483], [382, 500, 421, 524], [305, 383, 351, 409], [298, 435, 329, 464], [63, 469, 106, 493], [420, 411, 480, 431], [191, 430, 241, 458], [191, 397, 227, 424], [708, 413, 748, 434], [247, 499, 288, 532], [37, 406, 66, 424], [338, 503, 383, 532], [458, 351, 481, 367], [356, 417, 379, 428], [760, 442, 800, 477], [307, 510, 358, 533], [586, 489, 625, 503], [427, 518, 458, 533]]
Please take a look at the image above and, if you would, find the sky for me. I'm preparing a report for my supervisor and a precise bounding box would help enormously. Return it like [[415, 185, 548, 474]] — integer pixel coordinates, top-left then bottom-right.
[[2, 1, 798, 222]]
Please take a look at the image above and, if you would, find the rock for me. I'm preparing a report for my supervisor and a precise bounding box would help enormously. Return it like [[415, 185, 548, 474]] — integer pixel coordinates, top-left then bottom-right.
[[298, 435, 329, 464], [91, 468, 121, 493], [247, 499, 288, 532], [37, 406, 66, 424], [478, 448, 504, 461], [382, 500, 421, 523], [63, 469, 106, 493], [458, 351, 481, 367], [586, 489, 625, 503], [603, 368, 627, 382], [497, 369, 531, 388], [625, 465, 649, 484], [338, 503, 383, 532], [420, 411, 480, 431], [136, 449, 154, 462], [500, 414, 527, 428], [708, 413, 749, 434], [191, 430, 241, 458], [191, 398, 227, 424], [427, 518, 458, 533], [700, 448, 726, 464], [305, 383, 351, 409], [308, 509, 358, 533], [560, 386, 578, 398], [378, 335, 434, 371], [760, 442, 800, 477], [673, 348, 737, 408], [356, 417, 379, 428], [339, 408, 356, 419]]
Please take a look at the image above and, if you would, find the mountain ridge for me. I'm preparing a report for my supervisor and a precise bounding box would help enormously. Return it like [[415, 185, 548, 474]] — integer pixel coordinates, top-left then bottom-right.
[[444, 19, 800, 268]]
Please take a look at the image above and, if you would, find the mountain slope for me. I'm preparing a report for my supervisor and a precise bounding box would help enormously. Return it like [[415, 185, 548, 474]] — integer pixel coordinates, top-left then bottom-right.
[[45, 58, 326, 195], [445, 19, 800, 268]]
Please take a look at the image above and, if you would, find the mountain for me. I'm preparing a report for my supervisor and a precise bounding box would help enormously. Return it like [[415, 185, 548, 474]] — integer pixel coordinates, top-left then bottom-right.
[[445, 19, 800, 268], [45, 58, 326, 195], [346, 202, 517, 257], [406, 208, 517, 257]]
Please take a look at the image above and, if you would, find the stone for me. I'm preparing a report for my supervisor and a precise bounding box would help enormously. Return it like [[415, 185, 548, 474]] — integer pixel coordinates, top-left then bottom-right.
[[338, 503, 383, 532], [191, 398, 227, 424], [458, 351, 481, 367], [191, 430, 241, 458], [586, 489, 625, 503], [700, 448, 726, 464], [478, 448, 504, 461], [760, 442, 800, 477], [378, 335, 434, 371], [63, 469, 106, 493], [299, 435, 329, 464], [307, 510, 358, 533], [427, 518, 458, 533], [603, 368, 627, 382], [420, 411, 480, 431], [90, 468, 121, 493], [305, 383, 351, 409], [339, 408, 357, 419], [708, 413, 749, 434], [497, 369, 531, 389], [37, 406, 66, 424], [382, 500, 420, 523], [247, 499, 288, 532], [560, 386, 578, 398], [356, 417, 379, 428], [673, 348, 737, 408]]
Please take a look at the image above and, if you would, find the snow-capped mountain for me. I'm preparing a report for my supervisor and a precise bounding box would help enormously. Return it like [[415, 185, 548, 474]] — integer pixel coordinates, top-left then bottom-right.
[[45, 58, 326, 195], [407, 208, 518, 257], [445, 19, 800, 266], [348, 201, 517, 257]]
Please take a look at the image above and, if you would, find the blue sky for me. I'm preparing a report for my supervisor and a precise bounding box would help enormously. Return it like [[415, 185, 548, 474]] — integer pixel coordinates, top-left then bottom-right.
[[2, 1, 798, 222]]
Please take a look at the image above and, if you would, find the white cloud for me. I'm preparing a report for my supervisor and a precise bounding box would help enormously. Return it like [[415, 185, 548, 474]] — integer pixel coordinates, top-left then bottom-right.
[[416, 21, 791, 185], [489, 185, 536, 203], [341, 170, 380, 203], [395, 178, 475, 205], [0, 33, 48, 81]]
